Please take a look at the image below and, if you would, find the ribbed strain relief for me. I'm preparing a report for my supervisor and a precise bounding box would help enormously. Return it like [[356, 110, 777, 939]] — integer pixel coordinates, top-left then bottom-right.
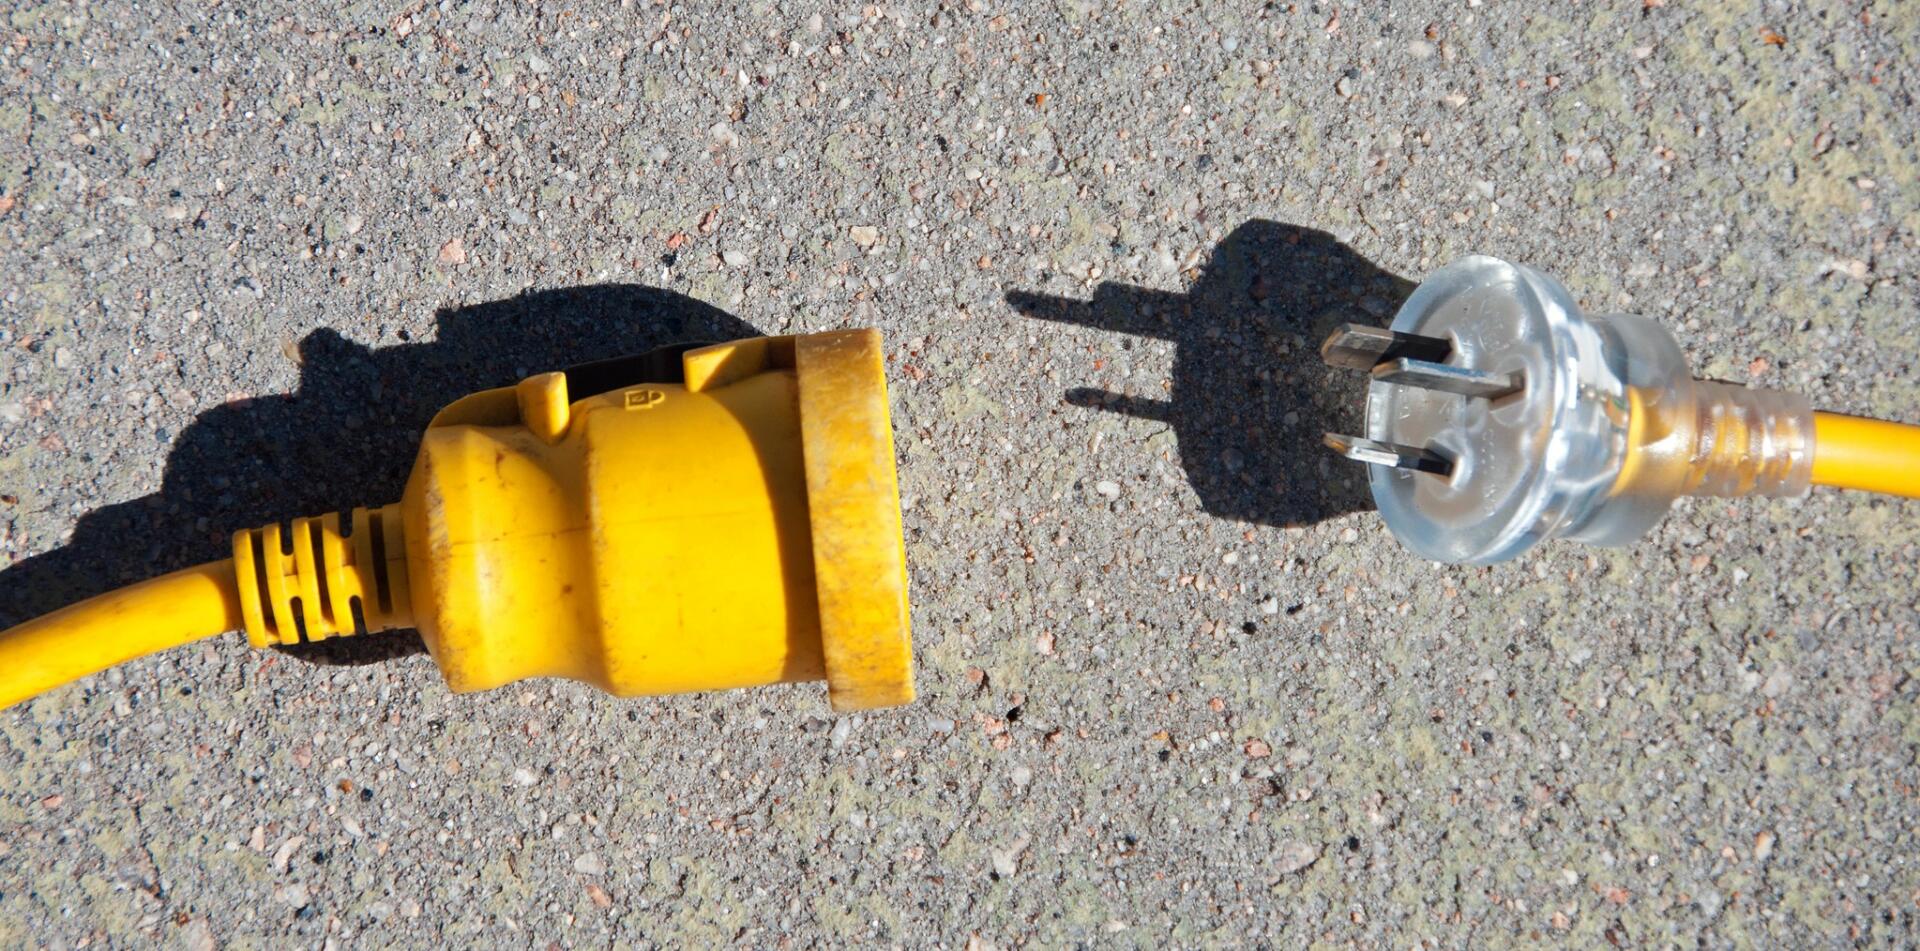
[[231, 503, 414, 648], [1684, 382, 1815, 498]]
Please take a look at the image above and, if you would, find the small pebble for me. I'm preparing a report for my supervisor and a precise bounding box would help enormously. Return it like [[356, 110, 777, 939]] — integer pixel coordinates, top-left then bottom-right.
[[1273, 840, 1321, 875], [1762, 668, 1793, 698], [990, 835, 1031, 878], [273, 836, 306, 873], [180, 919, 215, 951]]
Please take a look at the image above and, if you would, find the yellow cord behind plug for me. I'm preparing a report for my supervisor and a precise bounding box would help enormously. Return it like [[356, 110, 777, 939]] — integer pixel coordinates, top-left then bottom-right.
[[0, 561, 243, 709], [1811, 412, 1920, 498]]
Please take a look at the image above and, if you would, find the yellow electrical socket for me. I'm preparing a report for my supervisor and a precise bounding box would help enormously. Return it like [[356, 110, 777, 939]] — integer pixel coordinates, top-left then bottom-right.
[[239, 328, 914, 711], [0, 329, 914, 712]]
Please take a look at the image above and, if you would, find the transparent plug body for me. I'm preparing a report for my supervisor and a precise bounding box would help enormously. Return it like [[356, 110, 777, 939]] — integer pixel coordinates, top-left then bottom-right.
[[1322, 256, 1813, 565]]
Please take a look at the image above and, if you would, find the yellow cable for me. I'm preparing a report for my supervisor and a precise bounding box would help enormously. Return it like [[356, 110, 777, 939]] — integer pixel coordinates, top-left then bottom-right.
[[0, 560, 243, 709], [1812, 412, 1920, 498]]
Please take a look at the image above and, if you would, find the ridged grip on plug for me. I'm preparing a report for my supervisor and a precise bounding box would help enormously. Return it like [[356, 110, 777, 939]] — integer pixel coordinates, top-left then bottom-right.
[[1676, 382, 1814, 498], [231, 504, 414, 647]]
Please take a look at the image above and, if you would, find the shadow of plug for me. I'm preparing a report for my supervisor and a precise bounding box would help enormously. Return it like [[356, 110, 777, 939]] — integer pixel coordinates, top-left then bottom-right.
[[1008, 220, 1413, 529]]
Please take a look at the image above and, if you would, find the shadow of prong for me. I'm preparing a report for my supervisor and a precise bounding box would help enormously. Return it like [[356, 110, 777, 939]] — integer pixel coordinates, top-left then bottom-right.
[[1011, 220, 1407, 528], [1063, 387, 1176, 425]]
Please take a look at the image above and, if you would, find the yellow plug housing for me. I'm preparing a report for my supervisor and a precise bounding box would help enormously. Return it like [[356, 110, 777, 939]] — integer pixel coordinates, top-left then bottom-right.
[[1, 329, 913, 712]]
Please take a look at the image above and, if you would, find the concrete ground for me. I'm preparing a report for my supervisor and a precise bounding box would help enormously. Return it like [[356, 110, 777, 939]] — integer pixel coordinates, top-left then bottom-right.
[[2, 1, 1917, 946]]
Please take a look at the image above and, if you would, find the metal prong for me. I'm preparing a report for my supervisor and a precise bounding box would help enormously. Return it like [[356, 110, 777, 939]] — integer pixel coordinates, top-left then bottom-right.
[[1319, 323, 1452, 371], [1323, 433, 1454, 476], [1371, 357, 1523, 400]]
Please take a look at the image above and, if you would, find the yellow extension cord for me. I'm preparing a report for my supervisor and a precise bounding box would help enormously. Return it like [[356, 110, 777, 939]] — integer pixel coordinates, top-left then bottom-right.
[[0, 409, 1914, 712], [0, 560, 243, 709], [1811, 412, 1920, 498]]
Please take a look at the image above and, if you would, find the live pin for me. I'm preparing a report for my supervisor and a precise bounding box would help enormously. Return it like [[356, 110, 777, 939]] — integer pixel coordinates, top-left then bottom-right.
[[1322, 433, 1454, 477]]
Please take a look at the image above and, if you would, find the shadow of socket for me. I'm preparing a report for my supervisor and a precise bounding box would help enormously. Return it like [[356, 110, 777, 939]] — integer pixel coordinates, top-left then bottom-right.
[[1008, 219, 1413, 530], [0, 286, 761, 667]]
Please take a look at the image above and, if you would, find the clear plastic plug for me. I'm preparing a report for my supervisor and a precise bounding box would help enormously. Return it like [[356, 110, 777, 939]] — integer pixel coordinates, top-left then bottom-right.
[[1322, 256, 1813, 565]]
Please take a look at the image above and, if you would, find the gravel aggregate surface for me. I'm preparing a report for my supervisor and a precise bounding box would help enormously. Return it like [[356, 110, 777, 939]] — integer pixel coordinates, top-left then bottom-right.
[[2, 2, 1918, 946]]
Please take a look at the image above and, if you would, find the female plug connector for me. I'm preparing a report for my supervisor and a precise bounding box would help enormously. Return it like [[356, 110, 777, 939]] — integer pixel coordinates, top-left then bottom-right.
[[1322, 256, 1814, 564], [0, 330, 915, 712]]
